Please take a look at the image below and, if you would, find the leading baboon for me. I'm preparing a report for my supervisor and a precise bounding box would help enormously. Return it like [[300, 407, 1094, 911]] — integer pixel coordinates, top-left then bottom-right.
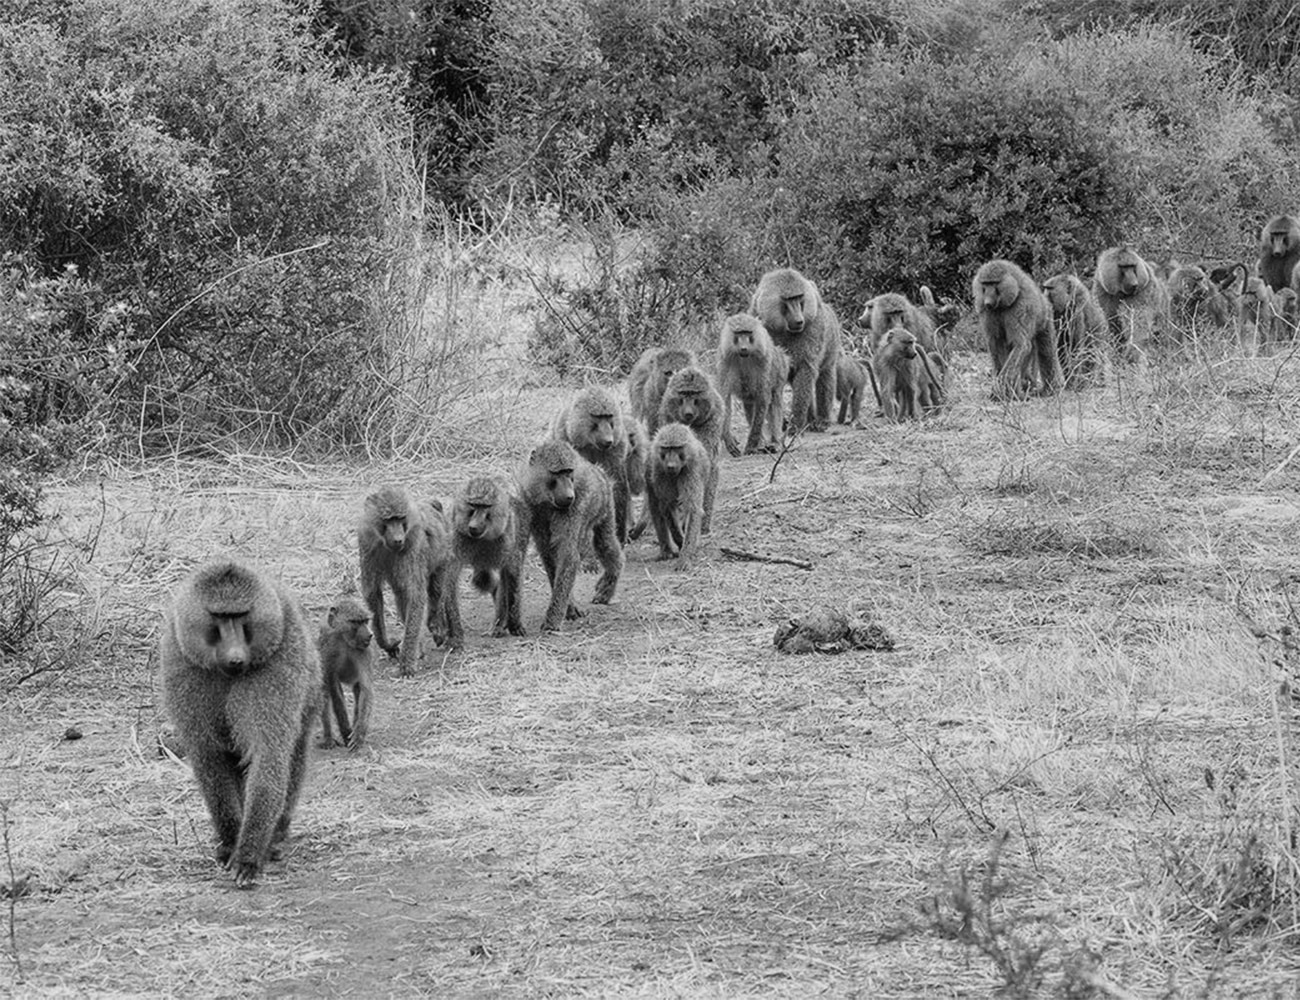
[[749, 268, 843, 433], [552, 386, 631, 543], [317, 595, 374, 750], [628, 347, 699, 434], [873, 328, 943, 422], [972, 260, 1061, 398], [1041, 273, 1108, 384], [358, 487, 457, 674], [645, 423, 708, 562], [836, 356, 869, 425], [658, 366, 723, 534], [519, 440, 622, 633], [860, 291, 942, 358], [717, 313, 788, 456], [1092, 246, 1170, 360], [1258, 214, 1300, 292], [448, 476, 527, 641], [1237, 265, 1274, 356], [160, 561, 319, 887]]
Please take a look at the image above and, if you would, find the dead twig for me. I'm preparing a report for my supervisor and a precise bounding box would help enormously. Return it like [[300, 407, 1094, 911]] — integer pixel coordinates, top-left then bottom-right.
[[718, 546, 812, 570]]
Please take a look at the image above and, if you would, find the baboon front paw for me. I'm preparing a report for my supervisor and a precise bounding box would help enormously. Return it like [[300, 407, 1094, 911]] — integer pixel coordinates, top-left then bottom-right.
[[565, 603, 586, 619]]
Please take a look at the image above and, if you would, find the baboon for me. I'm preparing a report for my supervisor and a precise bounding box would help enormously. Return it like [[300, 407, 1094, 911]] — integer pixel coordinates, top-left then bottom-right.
[[1257, 215, 1300, 292], [518, 440, 622, 633], [716, 313, 788, 456], [972, 259, 1061, 398], [448, 476, 527, 641], [873, 327, 944, 422], [918, 286, 963, 348], [1092, 246, 1170, 359], [645, 423, 708, 561], [657, 366, 723, 534], [552, 386, 631, 543], [1273, 286, 1299, 340], [1237, 266, 1274, 355], [1041, 273, 1108, 383], [622, 415, 648, 530], [749, 268, 843, 433], [317, 595, 374, 750], [836, 356, 869, 425], [628, 347, 699, 434], [860, 291, 942, 358], [160, 561, 319, 887], [358, 486, 457, 674], [1166, 264, 1236, 332]]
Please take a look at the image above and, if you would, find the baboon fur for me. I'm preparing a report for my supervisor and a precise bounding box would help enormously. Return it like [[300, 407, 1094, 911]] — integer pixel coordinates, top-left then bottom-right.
[[860, 291, 941, 358], [749, 268, 843, 433], [1258, 214, 1300, 292], [358, 486, 458, 673], [1167, 264, 1234, 331], [317, 595, 374, 750], [1237, 267, 1274, 356], [645, 423, 708, 562], [1041, 273, 1108, 383], [622, 415, 648, 533], [628, 347, 699, 434], [160, 561, 319, 887], [972, 259, 1062, 398], [657, 366, 723, 534], [552, 386, 632, 543], [449, 476, 528, 641], [918, 285, 962, 349], [717, 312, 788, 456], [518, 440, 623, 633], [835, 356, 869, 425], [1092, 246, 1170, 360], [1273, 286, 1299, 340], [873, 328, 943, 422]]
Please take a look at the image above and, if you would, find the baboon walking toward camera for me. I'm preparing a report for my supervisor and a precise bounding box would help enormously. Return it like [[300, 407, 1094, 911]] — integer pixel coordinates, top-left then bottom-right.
[[448, 476, 527, 641], [750, 268, 843, 433], [646, 423, 708, 561], [1041, 273, 1107, 383], [1258, 215, 1300, 292], [519, 440, 622, 633], [873, 328, 943, 422], [160, 561, 319, 887], [836, 356, 869, 425], [1092, 246, 1170, 360], [717, 313, 788, 456], [629, 347, 699, 435], [657, 366, 723, 534], [552, 386, 632, 542], [317, 595, 374, 750], [972, 260, 1061, 398]]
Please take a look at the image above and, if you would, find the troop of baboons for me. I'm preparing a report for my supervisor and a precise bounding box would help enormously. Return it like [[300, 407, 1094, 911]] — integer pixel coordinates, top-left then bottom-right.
[[160, 214, 1299, 887]]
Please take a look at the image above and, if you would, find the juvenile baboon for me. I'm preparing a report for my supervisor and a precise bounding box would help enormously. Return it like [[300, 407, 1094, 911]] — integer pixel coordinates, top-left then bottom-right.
[[1041, 273, 1108, 383], [1237, 266, 1274, 356], [1166, 264, 1235, 332], [860, 291, 942, 358], [519, 440, 622, 633], [317, 595, 374, 750], [658, 366, 724, 534], [628, 347, 699, 433], [645, 423, 708, 561], [972, 260, 1061, 398], [358, 487, 457, 674], [749, 268, 843, 433], [1258, 215, 1300, 292], [552, 386, 632, 543], [873, 328, 944, 422], [1092, 246, 1170, 359], [835, 355, 869, 425], [716, 313, 788, 456], [1273, 286, 1299, 340], [622, 415, 648, 529], [448, 476, 527, 641], [160, 561, 319, 887]]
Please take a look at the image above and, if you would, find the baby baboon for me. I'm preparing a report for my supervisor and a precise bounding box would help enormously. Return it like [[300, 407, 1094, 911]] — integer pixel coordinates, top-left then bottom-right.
[[1092, 246, 1170, 360], [160, 561, 319, 887], [645, 423, 707, 561], [518, 440, 622, 633], [835, 355, 869, 425], [972, 259, 1061, 398], [873, 328, 943, 422], [717, 313, 788, 456], [750, 268, 843, 433], [860, 291, 942, 358], [448, 475, 527, 640], [1257, 214, 1300, 292], [317, 595, 374, 750], [552, 386, 631, 542], [1041, 273, 1108, 384], [1237, 266, 1274, 356], [358, 486, 457, 674], [658, 366, 723, 534], [628, 347, 699, 434]]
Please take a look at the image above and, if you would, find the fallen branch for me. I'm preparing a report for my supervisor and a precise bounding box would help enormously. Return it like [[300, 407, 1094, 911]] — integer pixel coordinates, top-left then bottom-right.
[[719, 546, 813, 570]]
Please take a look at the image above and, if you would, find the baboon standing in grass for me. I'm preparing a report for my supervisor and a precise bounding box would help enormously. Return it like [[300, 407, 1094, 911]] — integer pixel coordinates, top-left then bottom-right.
[[317, 595, 374, 750], [1258, 214, 1300, 292], [1092, 246, 1170, 360], [750, 268, 843, 433], [645, 423, 708, 562], [629, 347, 699, 434], [657, 366, 723, 534], [1041, 273, 1107, 383], [972, 259, 1061, 398], [160, 560, 319, 888], [448, 476, 527, 641], [873, 328, 943, 422], [836, 356, 869, 425], [552, 386, 632, 542], [519, 440, 622, 633], [716, 312, 788, 456]]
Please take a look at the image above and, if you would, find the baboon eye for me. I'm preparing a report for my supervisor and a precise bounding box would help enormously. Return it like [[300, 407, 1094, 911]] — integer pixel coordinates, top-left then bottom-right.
[[242, 623, 252, 644], [206, 624, 220, 645]]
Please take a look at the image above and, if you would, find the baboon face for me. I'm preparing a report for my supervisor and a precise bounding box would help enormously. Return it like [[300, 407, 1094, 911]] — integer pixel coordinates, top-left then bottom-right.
[[328, 598, 373, 651], [671, 389, 709, 425], [978, 276, 1016, 310], [883, 328, 917, 359], [729, 324, 756, 357], [1043, 278, 1068, 312], [1172, 267, 1209, 300], [856, 296, 879, 325], [663, 370, 714, 428], [1242, 276, 1269, 306], [204, 611, 255, 676], [582, 408, 618, 450], [870, 294, 911, 331], [780, 292, 807, 334], [1116, 262, 1144, 295], [539, 465, 576, 510], [366, 488, 416, 553], [455, 490, 507, 541], [657, 443, 687, 475], [1265, 218, 1298, 257], [177, 562, 284, 677], [1278, 288, 1299, 319]]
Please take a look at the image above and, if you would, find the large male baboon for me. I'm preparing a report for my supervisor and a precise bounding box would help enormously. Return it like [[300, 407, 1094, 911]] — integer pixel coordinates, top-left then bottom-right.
[[552, 386, 632, 543], [716, 313, 788, 456], [972, 260, 1061, 398], [1258, 215, 1300, 292], [1092, 246, 1170, 359], [657, 366, 723, 534], [448, 476, 527, 641], [1041, 273, 1108, 383], [749, 268, 843, 433], [160, 561, 319, 887], [628, 347, 699, 434], [519, 440, 622, 633], [872, 328, 944, 422], [317, 595, 374, 750], [835, 356, 869, 425], [645, 423, 708, 562]]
